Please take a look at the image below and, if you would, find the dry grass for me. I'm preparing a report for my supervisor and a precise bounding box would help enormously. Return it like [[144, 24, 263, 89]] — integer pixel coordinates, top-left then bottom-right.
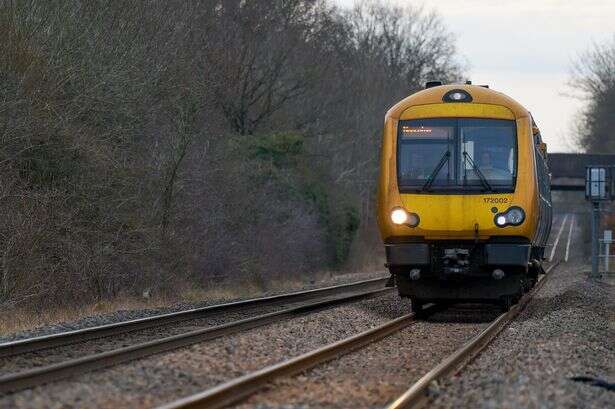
[[0, 269, 385, 338], [0, 287, 237, 337], [0, 298, 165, 337]]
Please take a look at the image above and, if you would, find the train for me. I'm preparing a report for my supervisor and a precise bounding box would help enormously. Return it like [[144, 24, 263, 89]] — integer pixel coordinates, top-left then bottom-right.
[[377, 82, 552, 311]]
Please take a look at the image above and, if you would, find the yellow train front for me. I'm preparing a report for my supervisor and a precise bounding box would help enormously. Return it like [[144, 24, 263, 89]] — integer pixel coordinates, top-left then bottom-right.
[[377, 83, 552, 310]]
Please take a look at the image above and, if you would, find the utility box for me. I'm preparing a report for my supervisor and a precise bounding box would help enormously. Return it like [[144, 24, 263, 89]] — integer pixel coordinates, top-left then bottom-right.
[[585, 166, 613, 201], [603, 230, 613, 272], [586, 165, 614, 277]]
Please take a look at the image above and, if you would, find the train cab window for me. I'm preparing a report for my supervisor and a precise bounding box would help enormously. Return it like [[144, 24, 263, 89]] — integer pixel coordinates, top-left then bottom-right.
[[397, 119, 456, 188], [459, 119, 517, 188], [397, 118, 517, 193]]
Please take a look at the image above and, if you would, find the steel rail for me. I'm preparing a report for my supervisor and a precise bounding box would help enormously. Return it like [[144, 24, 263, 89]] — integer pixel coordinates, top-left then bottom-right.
[[155, 260, 554, 409], [157, 306, 436, 409], [0, 286, 392, 394], [385, 262, 559, 409], [0, 276, 388, 358]]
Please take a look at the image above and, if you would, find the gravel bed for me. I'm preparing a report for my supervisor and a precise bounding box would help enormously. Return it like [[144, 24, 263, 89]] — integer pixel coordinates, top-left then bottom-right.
[[0, 287, 389, 373], [228, 218, 577, 409], [2, 218, 586, 407], [428, 252, 614, 406], [235, 306, 500, 409], [0, 291, 408, 408], [0, 271, 386, 344]]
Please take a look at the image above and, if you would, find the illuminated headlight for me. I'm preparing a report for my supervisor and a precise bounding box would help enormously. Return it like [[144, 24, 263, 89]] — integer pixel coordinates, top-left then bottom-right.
[[443, 89, 473, 103], [450, 92, 466, 101], [391, 208, 420, 227], [494, 207, 525, 227], [391, 208, 408, 225]]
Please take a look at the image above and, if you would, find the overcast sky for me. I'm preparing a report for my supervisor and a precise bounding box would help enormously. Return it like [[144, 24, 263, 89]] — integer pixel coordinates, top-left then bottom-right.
[[334, 0, 615, 152]]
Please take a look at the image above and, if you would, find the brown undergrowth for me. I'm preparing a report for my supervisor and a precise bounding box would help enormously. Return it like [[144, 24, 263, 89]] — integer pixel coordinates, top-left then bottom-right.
[[0, 269, 385, 337]]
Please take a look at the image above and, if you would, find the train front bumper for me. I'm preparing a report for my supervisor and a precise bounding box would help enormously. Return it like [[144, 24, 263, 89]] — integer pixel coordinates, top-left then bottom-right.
[[385, 240, 532, 302], [385, 241, 531, 272]]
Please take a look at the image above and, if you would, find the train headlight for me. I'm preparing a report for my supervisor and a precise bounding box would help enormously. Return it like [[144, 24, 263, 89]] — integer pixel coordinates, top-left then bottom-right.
[[450, 92, 466, 101], [391, 208, 420, 227], [391, 208, 408, 225], [494, 207, 525, 227], [507, 208, 525, 225], [406, 212, 420, 227], [443, 89, 473, 103]]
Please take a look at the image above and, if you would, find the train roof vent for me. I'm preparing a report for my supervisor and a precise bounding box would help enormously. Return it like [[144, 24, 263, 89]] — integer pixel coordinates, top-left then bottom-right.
[[425, 81, 442, 88]]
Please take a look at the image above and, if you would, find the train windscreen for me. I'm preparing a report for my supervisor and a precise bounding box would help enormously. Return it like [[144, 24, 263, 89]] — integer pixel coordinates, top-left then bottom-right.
[[397, 118, 517, 192]]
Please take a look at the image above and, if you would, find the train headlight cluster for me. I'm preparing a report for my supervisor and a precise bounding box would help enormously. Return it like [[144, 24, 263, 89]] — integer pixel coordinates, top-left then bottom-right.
[[494, 207, 525, 227], [450, 92, 466, 101], [442, 89, 473, 103], [391, 208, 408, 225], [391, 207, 420, 227]]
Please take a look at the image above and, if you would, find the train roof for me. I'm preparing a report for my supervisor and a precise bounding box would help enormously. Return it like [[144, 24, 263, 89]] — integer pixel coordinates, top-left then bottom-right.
[[385, 84, 531, 122]]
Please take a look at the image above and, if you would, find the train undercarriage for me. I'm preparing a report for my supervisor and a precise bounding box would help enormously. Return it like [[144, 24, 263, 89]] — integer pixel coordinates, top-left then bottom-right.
[[386, 238, 545, 311]]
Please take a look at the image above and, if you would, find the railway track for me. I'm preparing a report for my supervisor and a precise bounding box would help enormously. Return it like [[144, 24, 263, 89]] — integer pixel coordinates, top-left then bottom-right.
[[156, 263, 558, 409], [0, 277, 391, 394], [386, 262, 559, 409], [0, 277, 390, 358], [1, 215, 571, 406]]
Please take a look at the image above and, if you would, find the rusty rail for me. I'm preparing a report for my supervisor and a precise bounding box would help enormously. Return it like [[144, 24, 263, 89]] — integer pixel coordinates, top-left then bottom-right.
[[0, 281, 391, 394], [157, 307, 432, 409], [385, 262, 559, 409], [0, 276, 389, 358]]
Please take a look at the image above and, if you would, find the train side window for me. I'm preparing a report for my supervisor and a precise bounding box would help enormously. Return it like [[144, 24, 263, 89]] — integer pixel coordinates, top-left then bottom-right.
[[534, 145, 549, 195]]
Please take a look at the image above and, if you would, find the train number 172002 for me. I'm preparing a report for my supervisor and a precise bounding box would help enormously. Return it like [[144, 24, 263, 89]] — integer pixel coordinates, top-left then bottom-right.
[[483, 197, 509, 204]]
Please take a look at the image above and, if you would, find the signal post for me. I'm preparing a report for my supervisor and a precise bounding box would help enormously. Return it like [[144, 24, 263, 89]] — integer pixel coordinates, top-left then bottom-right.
[[585, 166, 614, 277]]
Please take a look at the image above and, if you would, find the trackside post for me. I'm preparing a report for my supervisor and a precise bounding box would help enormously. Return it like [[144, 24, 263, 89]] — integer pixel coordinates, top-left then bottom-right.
[[585, 166, 614, 277]]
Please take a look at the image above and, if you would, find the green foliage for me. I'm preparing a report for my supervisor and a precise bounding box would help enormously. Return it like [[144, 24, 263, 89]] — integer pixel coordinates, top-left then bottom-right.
[[303, 183, 360, 266], [308, 186, 360, 267], [331, 204, 360, 266], [243, 131, 360, 267], [250, 132, 304, 167], [20, 144, 78, 187]]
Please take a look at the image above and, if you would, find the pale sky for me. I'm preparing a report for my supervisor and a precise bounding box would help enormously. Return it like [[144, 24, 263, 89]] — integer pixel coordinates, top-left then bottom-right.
[[335, 0, 615, 152]]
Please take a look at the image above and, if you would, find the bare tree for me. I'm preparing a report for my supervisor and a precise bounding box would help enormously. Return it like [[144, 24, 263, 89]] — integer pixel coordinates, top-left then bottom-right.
[[0, 0, 463, 311], [201, 0, 332, 135], [570, 36, 615, 153]]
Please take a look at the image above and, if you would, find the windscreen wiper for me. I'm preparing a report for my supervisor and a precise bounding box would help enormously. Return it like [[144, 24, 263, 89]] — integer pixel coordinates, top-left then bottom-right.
[[422, 151, 450, 191], [463, 151, 493, 192]]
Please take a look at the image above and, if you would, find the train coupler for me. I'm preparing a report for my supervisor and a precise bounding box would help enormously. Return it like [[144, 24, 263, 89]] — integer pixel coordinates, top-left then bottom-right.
[[442, 248, 471, 276]]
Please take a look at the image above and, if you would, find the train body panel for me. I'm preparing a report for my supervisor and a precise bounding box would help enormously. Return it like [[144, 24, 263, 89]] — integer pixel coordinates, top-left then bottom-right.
[[377, 84, 552, 308]]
